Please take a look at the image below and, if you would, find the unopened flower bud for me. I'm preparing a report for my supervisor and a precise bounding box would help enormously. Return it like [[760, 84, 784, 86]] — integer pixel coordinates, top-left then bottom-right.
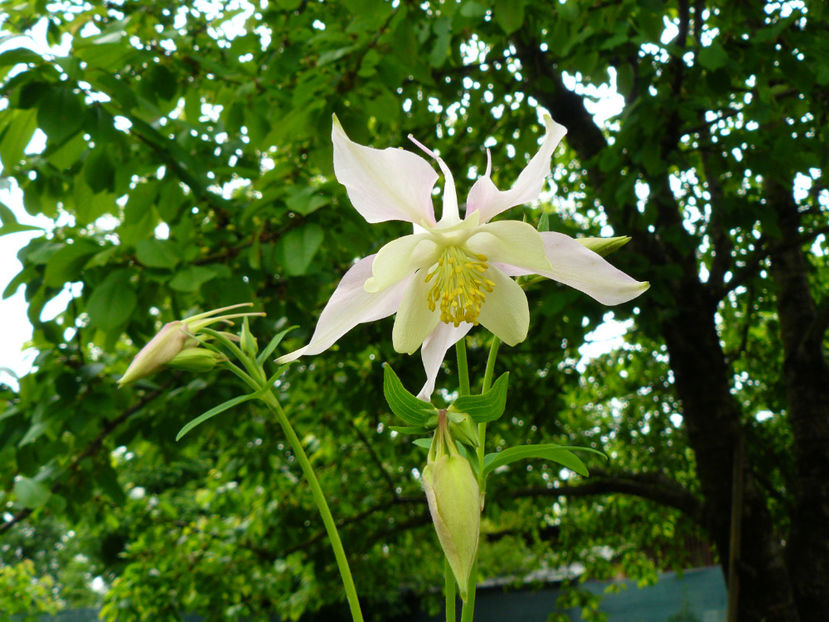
[[118, 322, 190, 386], [167, 347, 224, 373], [118, 303, 263, 386], [240, 317, 258, 357], [447, 411, 478, 448], [422, 412, 480, 601]]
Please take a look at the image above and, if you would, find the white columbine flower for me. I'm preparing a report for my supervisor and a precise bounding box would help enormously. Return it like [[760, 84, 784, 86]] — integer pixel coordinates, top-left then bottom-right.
[[278, 113, 649, 397]]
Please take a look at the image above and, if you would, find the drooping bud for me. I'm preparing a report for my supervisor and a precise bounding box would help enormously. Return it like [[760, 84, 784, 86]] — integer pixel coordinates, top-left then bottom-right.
[[118, 303, 263, 386], [576, 236, 631, 257], [117, 321, 190, 386], [422, 411, 480, 601]]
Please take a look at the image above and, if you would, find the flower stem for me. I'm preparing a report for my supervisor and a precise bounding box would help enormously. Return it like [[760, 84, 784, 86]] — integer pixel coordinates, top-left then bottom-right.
[[455, 338, 470, 397], [261, 392, 364, 622], [460, 559, 477, 622], [462, 335, 501, 622], [444, 558, 457, 622], [477, 336, 501, 469]]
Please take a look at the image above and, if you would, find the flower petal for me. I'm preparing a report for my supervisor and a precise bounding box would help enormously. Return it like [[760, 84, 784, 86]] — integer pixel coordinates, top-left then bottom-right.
[[465, 220, 552, 275], [392, 271, 441, 354], [533, 232, 650, 305], [476, 267, 530, 346], [418, 321, 473, 400], [465, 113, 567, 223], [365, 234, 438, 293], [277, 255, 410, 363], [332, 115, 438, 225], [409, 134, 461, 226]]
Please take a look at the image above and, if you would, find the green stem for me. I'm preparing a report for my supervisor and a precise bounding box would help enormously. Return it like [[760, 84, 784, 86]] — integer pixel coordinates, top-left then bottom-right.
[[481, 336, 501, 394], [455, 338, 470, 397], [261, 392, 364, 622], [444, 558, 457, 622], [464, 335, 501, 622], [477, 336, 500, 476], [460, 556, 477, 622]]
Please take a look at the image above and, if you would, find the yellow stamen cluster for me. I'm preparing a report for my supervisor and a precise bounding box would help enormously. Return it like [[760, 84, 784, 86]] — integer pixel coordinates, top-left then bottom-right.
[[425, 247, 495, 326]]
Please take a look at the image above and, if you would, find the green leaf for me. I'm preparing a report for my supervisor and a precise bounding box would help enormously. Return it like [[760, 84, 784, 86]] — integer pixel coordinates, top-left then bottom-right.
[[119, 182, 158, 246], [483, 444, 590, 478], [83, 147, 116, 193], [169, 265, 218, 292], [460, 2, 487, 18], [256, 326, 298, 366], [494, 0, 525, 35], [452, 373, 509, 423], [176, 391, 261, 441], [275, 224, 324, 276], [429, 18, 451, 68], [0, 200, 42, 236], [0, 108, 38, 169], [87, 270, 137, 331], [413, 437, 433, 449], [14, 476, 51, 509], [0, 47, 43, 69], [697, 42, 728, 71], [285, 187, 329, 216], [383, 363, 438, 426], [43, 240, 101, 287], [135, 239, 180, 269], [37, 85, 84, 147]]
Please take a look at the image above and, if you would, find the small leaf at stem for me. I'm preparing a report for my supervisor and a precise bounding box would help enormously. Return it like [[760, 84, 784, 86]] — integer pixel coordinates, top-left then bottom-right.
[[482, 444, 593, 477], [383, 363, 438, 425], [452, 372, 509, 423], [176, 392, 261, 441]]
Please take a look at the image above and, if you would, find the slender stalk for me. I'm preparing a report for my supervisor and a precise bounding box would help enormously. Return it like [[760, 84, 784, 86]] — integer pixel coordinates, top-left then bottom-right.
[[444, 558, 457, 622], [463, 335, 501, 622], [261, 392, 364, 622], [481, 336, 501, 393], [455, 338, 470, 396], [460, 555, 477, 622]]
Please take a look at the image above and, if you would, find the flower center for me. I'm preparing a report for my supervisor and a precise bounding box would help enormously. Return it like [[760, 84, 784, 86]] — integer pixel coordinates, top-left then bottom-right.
[[424, 246, 495, 326]]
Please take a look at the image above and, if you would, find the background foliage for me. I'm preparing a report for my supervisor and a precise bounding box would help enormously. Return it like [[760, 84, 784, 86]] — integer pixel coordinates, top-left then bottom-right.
[[1, 1, 827, 620]]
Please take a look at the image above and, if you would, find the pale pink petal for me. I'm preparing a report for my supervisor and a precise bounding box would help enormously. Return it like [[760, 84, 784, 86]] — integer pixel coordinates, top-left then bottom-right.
[[409, 134, 461, 225], [277, 255, 411, 363], [465, 114, 567, 223], [332, 116, 437, 226], [417, 321, 473, 400], [531, 232, 650, 305]]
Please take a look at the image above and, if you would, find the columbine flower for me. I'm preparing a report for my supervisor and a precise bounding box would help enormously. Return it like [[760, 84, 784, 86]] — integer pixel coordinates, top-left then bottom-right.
[[278, 114, 648, 397], [118, 303, 261, 386]]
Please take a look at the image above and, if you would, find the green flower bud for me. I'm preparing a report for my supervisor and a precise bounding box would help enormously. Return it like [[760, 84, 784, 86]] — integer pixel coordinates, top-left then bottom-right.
[[167, 347, 224, 373], [447, 411, 478, 448], [118, 303, 263, 386], [422, 412, 480, 601], [240, 317, 258, 357], [577, 235, 631, 257]]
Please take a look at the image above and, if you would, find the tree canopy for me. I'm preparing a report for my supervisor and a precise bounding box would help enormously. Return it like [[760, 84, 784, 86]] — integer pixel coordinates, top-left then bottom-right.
[[1, 1, 827, 621]]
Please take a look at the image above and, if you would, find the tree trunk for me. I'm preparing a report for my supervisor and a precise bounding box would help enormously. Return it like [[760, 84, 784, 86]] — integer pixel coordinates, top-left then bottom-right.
[[514, 40, 804, 621], [766, 181, 829, 622]]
